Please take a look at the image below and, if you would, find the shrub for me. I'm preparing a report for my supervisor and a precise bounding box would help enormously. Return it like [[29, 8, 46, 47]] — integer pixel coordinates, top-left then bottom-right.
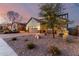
[[44, 33, 47, 36], [59, 33, 64, 37], [48, 45, 61, 56], [66, 39, 73, 43], [25, 39, 28, 41], [68, 28, 78, 36], [27, 42, 36, 49], [12, 37, 17, 41]]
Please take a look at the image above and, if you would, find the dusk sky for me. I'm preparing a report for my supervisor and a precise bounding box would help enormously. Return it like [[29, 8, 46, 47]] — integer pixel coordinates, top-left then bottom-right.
[[0, 3, 79, 27]]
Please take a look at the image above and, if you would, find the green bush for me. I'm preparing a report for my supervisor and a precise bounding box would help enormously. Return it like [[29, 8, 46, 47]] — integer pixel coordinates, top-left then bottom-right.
[[27, 42, 36, 49], [48, 45, 61, 56]]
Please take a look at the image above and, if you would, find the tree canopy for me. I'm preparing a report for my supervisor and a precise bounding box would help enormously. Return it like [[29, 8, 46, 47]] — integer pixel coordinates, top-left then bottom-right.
[[39, 3, 68, 38], [7, 11, 20, 23]]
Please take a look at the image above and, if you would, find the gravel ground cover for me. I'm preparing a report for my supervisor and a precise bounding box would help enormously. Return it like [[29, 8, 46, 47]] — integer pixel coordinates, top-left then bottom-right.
[[3, 34, 79, 56]]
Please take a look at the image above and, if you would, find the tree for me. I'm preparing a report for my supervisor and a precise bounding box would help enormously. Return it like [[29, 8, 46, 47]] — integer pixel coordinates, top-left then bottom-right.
[[39, 3, 68, 38], [7, 11, 20, 31], [7, 11, 19, 23]]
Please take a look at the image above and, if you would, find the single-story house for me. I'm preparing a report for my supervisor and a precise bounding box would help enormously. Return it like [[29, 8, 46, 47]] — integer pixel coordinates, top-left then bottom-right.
[[8, 22, 26, 32], [0, 22, 26, 33], [26, 17, 47, 33], [0, 16, 69, 33], [26, 17, 69, 33]]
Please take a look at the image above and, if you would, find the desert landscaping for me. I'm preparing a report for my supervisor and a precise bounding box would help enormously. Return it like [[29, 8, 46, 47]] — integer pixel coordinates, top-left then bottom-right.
[[0, 3, 79, 56], [1, 33, 79, 56]]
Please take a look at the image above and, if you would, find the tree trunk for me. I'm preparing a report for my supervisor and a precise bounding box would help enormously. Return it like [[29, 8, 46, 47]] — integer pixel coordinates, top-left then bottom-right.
[[52, 28, 55, 38]]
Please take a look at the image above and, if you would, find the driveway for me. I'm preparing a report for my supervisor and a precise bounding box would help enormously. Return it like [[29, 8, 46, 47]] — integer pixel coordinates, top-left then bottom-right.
[[0, 38, 17, 56]]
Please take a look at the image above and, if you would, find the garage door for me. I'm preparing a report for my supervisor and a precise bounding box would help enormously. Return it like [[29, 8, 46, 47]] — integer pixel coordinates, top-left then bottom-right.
[[29, 28, 38, 33]]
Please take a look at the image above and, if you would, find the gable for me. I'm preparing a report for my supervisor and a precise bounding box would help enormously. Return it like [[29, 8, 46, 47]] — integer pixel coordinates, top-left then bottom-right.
[[26, 18, 40, 30], [27, 18, 40, 26]]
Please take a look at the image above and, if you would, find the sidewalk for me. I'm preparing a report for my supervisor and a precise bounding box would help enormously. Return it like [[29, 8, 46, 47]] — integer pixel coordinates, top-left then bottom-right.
[[0, 38, 17, 56]]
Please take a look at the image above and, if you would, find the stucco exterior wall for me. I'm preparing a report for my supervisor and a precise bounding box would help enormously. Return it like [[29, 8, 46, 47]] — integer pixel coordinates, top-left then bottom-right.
[[26, 19, 40, 31]]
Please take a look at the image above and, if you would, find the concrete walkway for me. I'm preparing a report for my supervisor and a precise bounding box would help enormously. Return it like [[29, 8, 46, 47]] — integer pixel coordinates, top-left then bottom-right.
[[0, 38, 17, 56]]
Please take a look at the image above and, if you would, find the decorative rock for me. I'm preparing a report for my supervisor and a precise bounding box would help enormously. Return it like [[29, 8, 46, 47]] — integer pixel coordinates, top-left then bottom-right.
[[35, 33, 40, 39]]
